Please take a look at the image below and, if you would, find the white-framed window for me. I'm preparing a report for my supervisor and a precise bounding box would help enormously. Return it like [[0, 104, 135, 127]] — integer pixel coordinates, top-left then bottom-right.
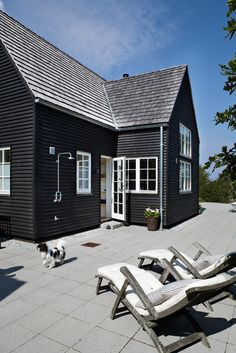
[[0, 147, 11, 195], [179, 160, 191, 192], [126, 157, 158, 193], [77, 151, 91, 194], [180, 123, 192, 158]]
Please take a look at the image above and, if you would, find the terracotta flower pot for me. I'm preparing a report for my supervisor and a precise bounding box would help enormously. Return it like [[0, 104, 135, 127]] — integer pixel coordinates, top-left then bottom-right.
[[147, 217, 159, 231]]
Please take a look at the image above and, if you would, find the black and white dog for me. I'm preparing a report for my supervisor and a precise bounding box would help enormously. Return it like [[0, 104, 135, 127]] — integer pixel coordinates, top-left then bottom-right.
[[37, 240, 66, 269]]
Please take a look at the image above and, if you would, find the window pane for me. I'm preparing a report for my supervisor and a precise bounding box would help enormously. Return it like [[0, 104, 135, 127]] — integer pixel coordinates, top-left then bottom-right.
[[83, 170, 89, 179], [0, 164, 2, 177], [129, 160, 136, 169], [77, 154, 82, 161], [0, 178, 2, 190], [119, 204, 123, 214], [84, 180, 89, 189], [4, 178, 10, 191], [119, 193, 123, 203], [114, 193, 117, 202], [3, 164, 10, 177], [148, 181, 156, 190], [140, 159, 147, 168], [114, 203, 117, 213], [149, 170, 156, 179], [129, 181, 135, 190], [4, 149, 10, 162], [114, 182, 117, 192], [129, 170, 135, 179], [148, 159, 156, 169], [140, 170, 147, 179], [140, 181, 147, 190]]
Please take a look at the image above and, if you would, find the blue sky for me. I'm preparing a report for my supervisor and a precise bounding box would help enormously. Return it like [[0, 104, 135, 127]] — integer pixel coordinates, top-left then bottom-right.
[[0, 0, 235, 178]]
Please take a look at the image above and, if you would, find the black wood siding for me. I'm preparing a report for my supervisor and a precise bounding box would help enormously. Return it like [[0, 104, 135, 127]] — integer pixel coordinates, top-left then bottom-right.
[[35, 105, 117, 240], [117, 128, 168, 225], [0, 43, 35, 240], [167, 71, 199, 226]]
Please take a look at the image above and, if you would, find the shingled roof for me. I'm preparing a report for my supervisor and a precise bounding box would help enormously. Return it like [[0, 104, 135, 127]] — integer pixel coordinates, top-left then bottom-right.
[[0, 10, 187, 130], [103, 65, 187, 128], [0, 11, 114, 128]]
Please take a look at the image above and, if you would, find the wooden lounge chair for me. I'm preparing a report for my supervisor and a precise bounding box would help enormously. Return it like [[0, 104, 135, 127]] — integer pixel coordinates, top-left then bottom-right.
[[96, 262, 236, 353], [138, 242, 236, 280], [138, 243, 236, 304]]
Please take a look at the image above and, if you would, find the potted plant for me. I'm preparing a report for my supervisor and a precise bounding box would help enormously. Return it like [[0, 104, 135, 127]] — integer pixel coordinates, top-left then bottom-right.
[[144, 207, 160, 231]]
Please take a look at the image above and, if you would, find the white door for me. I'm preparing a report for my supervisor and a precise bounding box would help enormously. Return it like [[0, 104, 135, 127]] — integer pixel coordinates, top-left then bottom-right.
[[112, 157, 126, 221]]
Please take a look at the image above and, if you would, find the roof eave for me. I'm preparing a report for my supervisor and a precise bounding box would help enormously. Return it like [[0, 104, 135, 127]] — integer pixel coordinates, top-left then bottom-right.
[[34, 97, 117, 131]]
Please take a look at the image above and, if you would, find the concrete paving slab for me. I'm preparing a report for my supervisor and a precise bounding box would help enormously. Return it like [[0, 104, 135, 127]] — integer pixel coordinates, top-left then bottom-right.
[[70, 301, 110, 325], [0, 322, 36, 353], [14, 307, 64, 333], [11, 334, 68, 353], [73, 326, 130, 353], [44, 293, 86, 315], [120, 339, 158, 353], [42, 316, 93, 346]]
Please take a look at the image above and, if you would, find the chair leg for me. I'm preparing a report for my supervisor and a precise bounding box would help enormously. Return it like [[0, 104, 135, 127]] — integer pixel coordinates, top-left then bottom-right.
[[183, 309, 210, 348], [95, 276, 103, 295]]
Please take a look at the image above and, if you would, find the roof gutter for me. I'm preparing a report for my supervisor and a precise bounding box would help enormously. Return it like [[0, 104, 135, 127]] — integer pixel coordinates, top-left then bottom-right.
[[117, 122, 168, 131]]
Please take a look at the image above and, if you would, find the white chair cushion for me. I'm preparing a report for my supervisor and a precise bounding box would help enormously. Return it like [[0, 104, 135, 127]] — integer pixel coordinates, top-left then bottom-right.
[[136, 279, 198, 309]]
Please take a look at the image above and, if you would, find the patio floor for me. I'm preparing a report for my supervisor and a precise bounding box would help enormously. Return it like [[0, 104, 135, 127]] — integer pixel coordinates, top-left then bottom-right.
[[0, 202, 235, 353]]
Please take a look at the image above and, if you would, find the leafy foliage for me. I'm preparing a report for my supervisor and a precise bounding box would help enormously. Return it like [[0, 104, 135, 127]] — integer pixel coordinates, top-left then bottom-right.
[[199, 165, 236, 202], [204, 0, 236, 182], [144, 207, 160, 219], [224, 0, 236, 38]]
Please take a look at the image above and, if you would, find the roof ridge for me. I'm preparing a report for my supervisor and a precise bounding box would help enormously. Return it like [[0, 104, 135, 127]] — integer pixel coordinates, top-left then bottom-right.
[[0, 10, 106, 82], [105, 64, 187, 84]]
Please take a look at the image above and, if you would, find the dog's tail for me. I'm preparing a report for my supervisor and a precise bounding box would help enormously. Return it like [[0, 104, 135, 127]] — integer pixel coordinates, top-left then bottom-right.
[[57, 239, 66, 250]]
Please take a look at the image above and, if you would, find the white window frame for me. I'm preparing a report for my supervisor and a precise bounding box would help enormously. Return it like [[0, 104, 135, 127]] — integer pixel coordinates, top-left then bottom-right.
[[126, 157, 158, 194], [0, 147, 11, 195], [180, 123, 192, 158], [76, 151, 91, 194], [179, 160, 192, 193]]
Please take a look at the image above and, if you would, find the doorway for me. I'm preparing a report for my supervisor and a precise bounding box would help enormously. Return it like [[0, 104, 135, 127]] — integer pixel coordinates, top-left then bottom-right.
[[100, 156, 112, 221]]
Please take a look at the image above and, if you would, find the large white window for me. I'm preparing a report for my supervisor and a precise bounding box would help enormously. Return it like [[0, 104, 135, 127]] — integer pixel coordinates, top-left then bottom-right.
[[180, 123, 192, 158], [126, 157, 158, 193], [179, 160, 191, 192], [0, 147, 11, 195], [77, 151, 91, 194]]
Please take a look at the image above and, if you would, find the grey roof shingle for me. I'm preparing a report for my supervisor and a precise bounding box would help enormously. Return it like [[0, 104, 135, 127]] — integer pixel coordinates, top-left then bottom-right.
[[0, 11, 187, 130], [0, 11, 114, 127], [103, 65, 187, 128]]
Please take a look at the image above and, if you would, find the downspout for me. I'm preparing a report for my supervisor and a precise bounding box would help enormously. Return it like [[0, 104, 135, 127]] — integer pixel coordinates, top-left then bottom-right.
[[160, 126, 164, 230]]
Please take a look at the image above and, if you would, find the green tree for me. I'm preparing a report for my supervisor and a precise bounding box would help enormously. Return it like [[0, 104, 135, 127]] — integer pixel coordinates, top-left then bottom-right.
[[199, 165, 236, 202], [205, 0, 236, 182], [199, 165, 212, 201]]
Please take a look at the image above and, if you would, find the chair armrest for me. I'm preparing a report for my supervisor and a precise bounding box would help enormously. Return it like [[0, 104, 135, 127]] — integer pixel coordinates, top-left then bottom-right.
[[159, 258, 184, 283], [193, 242, 211, 260], [168, 246, 203, 279], [120, 266, 159, 319]]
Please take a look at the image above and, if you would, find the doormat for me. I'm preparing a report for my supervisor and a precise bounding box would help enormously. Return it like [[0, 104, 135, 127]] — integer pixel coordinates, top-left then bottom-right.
[[81, 242, 101, 248]]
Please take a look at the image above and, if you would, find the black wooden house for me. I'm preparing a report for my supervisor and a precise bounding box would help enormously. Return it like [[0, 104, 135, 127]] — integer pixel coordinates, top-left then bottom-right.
[[0, 11, 199, 241]]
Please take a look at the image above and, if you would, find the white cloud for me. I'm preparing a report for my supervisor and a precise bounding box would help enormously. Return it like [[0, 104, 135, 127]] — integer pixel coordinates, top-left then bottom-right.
[[15, 0, 178, 73], [0, 0, 5, 11]]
